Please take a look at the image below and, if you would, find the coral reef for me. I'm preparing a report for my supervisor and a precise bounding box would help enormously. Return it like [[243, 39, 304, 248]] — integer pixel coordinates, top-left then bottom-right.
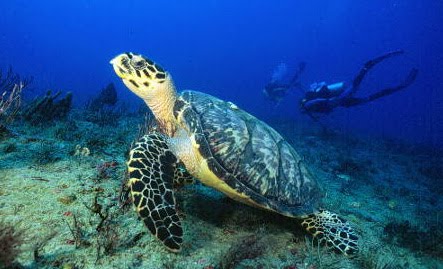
[[85, 83, 124, 126], [22, 90, 72, 124], [86, 83, 118, 112]]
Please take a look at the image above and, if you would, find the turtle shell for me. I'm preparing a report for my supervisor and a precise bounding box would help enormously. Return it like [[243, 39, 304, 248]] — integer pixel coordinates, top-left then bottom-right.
[[174, 90, 321, 216]]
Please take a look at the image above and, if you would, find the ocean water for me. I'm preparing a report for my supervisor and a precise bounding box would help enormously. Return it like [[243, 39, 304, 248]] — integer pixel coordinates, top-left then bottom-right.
[[0, 1, 442, 268]]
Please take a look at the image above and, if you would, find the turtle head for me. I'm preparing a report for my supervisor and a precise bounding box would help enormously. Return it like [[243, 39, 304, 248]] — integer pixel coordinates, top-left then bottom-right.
[[111, 53, 178, 134], [110, 52, 176, 102]]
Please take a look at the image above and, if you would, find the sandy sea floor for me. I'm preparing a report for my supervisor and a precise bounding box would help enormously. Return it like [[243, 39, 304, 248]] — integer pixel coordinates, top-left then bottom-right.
[[0, 113, 442, 269]]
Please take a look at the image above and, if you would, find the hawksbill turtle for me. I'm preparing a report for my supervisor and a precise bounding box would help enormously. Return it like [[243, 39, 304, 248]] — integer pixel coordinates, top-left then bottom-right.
[[110, 53, 359, 255]]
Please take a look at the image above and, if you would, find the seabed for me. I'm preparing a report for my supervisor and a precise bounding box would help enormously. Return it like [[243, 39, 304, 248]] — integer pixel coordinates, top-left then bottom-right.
[[0, 112, 442, 269]]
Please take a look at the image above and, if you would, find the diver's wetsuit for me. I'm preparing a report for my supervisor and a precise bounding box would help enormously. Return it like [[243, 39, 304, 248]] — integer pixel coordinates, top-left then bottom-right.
[[301, 50, 418, 114]]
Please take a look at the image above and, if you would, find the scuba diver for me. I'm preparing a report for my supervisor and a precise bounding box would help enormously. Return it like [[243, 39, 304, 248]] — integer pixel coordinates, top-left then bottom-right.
[[300, 50, 419, 115], [263, 61, 306, 103]]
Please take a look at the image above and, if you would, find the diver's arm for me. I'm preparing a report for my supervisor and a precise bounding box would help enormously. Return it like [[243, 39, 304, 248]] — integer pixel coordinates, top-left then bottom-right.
[[302, 98, 335, 114]]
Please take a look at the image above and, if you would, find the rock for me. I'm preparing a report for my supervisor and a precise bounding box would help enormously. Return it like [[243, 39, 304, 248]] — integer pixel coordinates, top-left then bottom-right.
[[57, 194, 77, 205]]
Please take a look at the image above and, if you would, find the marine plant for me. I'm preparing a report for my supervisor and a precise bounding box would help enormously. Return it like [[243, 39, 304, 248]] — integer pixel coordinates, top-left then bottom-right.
[[64, 213, 90, 249], [82, 193, 125, 262], [0, 67, 31, 119], [0, 83, 24, 124], [95, 212, 120, 260], [0, 67, 31, 139]]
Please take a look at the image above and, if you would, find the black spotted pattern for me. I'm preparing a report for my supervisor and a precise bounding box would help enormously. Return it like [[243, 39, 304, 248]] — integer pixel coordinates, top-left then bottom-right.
[[301, 210, 359, 255], [147, 66, 156, 73], [127, 133, 184, 251], [129, 80, 139, 88], [143, 69, 151, 78], [173, 164, 195, 187], [156, 73, 166, 79], [129, 54, 167, 86]]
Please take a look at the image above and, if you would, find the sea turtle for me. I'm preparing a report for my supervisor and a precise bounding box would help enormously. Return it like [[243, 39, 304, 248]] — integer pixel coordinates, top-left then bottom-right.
[[110, 53, 359, 255]]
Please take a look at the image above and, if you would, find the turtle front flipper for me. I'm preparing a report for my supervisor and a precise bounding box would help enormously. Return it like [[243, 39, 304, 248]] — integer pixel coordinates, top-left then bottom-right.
[[128, 133, 183, 252], [173, 164, 195, 188], [301, 210, 359, 255]]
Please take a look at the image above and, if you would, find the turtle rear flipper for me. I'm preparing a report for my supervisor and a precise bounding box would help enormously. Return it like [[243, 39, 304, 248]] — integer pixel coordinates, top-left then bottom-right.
[[301, 210, 359, 255], [128, 133, 183, 252]]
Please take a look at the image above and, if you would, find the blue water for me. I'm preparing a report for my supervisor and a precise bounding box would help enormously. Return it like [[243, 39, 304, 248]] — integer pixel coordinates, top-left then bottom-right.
[[1, 2, 443, 268], [1, 1, 442, 147]]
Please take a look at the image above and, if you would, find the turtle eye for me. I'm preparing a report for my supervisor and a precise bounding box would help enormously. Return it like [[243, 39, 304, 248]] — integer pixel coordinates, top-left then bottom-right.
[[131, 58, 147, 70]]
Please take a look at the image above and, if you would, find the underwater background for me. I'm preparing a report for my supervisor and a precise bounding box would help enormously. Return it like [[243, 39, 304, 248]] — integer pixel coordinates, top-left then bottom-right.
[[0, 1, 442, 269]]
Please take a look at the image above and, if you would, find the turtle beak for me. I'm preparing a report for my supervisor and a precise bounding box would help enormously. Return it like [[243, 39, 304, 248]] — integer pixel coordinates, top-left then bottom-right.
[[110, 54, 131, 79]]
